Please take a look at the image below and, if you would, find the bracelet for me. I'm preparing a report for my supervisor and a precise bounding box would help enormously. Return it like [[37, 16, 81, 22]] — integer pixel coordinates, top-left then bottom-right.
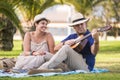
[[94, 40, 99, 44], [63, 41, 65, 45], [30, 51, 33, 55]]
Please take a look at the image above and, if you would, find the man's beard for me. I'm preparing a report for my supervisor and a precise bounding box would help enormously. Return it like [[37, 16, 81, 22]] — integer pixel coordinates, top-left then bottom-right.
[[77, 31, 85, 35]]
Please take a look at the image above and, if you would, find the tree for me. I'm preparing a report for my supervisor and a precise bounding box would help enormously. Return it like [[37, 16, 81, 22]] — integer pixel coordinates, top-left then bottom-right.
[[96, 0, 120, 38], [61, 0, 103, 16], [0, 0, 63, 51], [0, 15, 16, 51], [0, 0, 24, 51], [62, 0, 120, 39]]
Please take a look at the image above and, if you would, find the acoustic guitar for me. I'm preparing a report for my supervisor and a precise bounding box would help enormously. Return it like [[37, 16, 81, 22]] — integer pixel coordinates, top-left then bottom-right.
[[71, 25, 112, 53]]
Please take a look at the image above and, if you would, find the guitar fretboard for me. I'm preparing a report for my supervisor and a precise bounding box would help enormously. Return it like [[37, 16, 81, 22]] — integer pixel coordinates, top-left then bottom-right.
[[74, 25, 112, 44], [74, 33, 91, 43]]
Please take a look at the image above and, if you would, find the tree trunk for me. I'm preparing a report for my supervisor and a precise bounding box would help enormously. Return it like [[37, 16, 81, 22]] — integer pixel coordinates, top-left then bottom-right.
[[0, 17, 16, 51]]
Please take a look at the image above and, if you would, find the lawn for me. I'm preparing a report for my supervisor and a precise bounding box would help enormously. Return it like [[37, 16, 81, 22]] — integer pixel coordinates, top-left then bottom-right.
[[0, 40, 120, 80]]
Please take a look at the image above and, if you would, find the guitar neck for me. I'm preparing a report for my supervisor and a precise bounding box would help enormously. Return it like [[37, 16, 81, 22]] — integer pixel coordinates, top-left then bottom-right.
[[81, 33, 92, 40], [75, 33, 91, 43], [74, 25, 112, 43]]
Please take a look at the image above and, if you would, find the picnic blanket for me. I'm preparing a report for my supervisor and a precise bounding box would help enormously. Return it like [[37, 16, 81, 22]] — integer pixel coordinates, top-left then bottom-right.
[[0, 68, 109, 78]]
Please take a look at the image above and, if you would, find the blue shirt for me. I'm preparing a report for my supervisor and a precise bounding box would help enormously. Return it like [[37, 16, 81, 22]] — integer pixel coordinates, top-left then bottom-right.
[[61, 30, 95, 71]]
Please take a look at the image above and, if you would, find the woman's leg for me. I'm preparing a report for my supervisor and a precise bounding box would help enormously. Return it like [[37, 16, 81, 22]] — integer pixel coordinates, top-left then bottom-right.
[[22, 56, 45, 69], [13, 56, 45, 70], [12, 56, 26, 69]]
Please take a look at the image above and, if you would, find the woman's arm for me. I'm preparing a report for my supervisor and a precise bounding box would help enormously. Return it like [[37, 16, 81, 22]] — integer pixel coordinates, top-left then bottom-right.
[[47, 33, 55, 54], [23, 32, 31, 56]]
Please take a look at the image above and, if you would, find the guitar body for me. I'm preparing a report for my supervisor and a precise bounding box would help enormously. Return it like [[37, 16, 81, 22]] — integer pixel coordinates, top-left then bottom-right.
[[71, 39, 88, 52]]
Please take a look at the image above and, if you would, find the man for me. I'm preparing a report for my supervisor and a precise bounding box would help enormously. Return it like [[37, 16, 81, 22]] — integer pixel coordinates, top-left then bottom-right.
[[29, 12, 99, 74]]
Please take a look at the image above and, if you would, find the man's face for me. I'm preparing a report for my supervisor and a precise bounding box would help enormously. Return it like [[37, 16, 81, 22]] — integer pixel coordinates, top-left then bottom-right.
[[73, 22, 87, 34]]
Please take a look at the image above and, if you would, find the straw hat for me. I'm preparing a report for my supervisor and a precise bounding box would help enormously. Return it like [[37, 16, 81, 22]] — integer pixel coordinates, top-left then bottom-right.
[[69, 13, 89, 27], [33, 14, 50, 25]]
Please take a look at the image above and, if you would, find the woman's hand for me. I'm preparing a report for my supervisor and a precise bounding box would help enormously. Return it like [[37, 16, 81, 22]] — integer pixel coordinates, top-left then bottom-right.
[[32, 51, 46, 56]]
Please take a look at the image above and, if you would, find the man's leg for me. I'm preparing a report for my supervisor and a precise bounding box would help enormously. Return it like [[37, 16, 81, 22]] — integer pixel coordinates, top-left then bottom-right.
[[38, 45, 68, 69], [64, 46, 89, 71], [39, 45, 89, 71]]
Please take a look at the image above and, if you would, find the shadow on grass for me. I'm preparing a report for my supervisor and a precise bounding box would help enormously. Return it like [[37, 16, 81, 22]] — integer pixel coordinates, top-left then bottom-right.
[[96, 62, 120, 73], [100, 45, 120, 53]]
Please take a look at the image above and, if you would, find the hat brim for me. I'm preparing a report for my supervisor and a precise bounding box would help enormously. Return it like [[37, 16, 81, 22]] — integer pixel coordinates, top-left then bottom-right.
[[68, 18, 89, 27], [34, 18, 50, 23], [33, 18, 50, 26]]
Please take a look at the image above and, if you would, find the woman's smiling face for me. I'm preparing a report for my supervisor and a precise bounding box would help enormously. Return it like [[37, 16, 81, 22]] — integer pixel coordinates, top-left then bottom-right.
[[35, 20, 48, 32]]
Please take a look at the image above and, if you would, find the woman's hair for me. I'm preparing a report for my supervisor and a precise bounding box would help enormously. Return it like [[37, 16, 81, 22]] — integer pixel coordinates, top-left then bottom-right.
[[35, 18, 49, 24]]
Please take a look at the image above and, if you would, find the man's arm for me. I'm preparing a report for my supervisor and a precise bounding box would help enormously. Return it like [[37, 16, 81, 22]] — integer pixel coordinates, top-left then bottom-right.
[[54, 39, 75, 52], [91, 29, 99, 56], [54, 42, 64, 52]]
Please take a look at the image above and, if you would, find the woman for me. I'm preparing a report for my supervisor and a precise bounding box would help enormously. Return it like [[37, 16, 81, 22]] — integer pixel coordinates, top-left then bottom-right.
[[12, 14, 55, 72]]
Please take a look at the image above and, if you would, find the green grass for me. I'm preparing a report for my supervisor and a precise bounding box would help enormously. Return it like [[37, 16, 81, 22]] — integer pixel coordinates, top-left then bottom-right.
[[0, 40, 120, 80], [0, 40, 22, 57]]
